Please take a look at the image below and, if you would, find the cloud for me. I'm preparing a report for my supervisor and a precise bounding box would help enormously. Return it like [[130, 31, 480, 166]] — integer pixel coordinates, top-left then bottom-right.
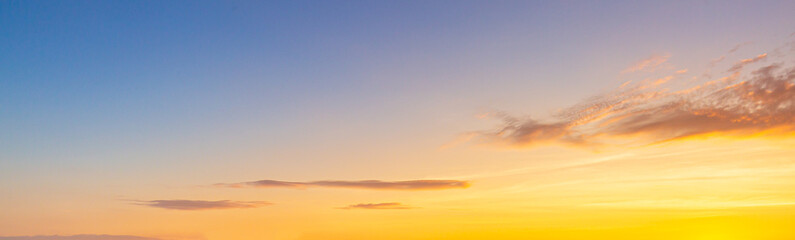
[[473, 48, 795, 149], [339, 202, 414, 210], [727, 53, 767, 72], [480, 118, 586, 148], [134, 200, 271, 210], [621, 54, 670, 73], [728, 41, 753, 53], [0, 235, 161, 240], [217, 179, 470, 191]]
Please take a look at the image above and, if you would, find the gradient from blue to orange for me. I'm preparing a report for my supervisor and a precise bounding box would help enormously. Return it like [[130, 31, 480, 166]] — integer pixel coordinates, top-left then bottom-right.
[[2, 1, 795, 240]]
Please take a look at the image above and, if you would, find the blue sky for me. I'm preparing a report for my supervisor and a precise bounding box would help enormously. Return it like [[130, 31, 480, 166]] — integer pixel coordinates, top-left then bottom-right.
[[2, 0, 794, 183]]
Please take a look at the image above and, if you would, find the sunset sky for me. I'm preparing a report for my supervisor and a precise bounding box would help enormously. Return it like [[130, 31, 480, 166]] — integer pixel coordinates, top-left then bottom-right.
[[2, 1, 795, 240]]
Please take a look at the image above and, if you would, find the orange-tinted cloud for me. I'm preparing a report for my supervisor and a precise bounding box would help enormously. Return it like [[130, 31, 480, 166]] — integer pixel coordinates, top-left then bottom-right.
[[727, 53, 767, 72], [621, 54, 670, 73], [476, 51, 795, 148], [339, 202, 414, 210], [217, 179, 470, 191], [135, 200, 271, 210], [0, 235, 161, 240]]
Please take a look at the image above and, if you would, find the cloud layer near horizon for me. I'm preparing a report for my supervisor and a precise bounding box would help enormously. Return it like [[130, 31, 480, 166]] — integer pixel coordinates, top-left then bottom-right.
[[0, 235, 161, 240], [135, 200, 271, 210], [217, 179, 470, 191], [339, 202, 414, 210], [474, 45, 795, 149]]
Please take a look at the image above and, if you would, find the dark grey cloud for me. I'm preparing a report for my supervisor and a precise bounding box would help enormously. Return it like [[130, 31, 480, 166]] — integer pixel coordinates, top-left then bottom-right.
[[135, 200, 271, 210], [339, 202, 414, 210], [217, 179, 470, 191]]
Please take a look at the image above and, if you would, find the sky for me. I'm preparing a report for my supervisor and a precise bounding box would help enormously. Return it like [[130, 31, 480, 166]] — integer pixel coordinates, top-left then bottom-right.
[[1, 0, 794, 239]]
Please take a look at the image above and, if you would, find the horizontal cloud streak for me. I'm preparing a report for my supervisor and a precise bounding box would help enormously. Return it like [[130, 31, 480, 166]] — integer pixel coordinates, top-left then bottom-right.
[[475, 45, 795, 148], [135, 200, 271, 210], [621, 54, 670, 73], [0, 235, 161, 240], [339, 202, 414, 210], [727, 53, 767, 72], [217, 179, 470, 191]]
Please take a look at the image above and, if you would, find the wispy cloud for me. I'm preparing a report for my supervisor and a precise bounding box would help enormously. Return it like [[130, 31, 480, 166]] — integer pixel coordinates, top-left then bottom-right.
[[0, 235, 161, 240], [621, 54, 670, 74], [728, 41, 753, 53], [727, 53, 767, 72], [134, 200, 271, 210], [339, 202, 414, 210], [217, 179, 470, 191], [472, 45, 795, 149]]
